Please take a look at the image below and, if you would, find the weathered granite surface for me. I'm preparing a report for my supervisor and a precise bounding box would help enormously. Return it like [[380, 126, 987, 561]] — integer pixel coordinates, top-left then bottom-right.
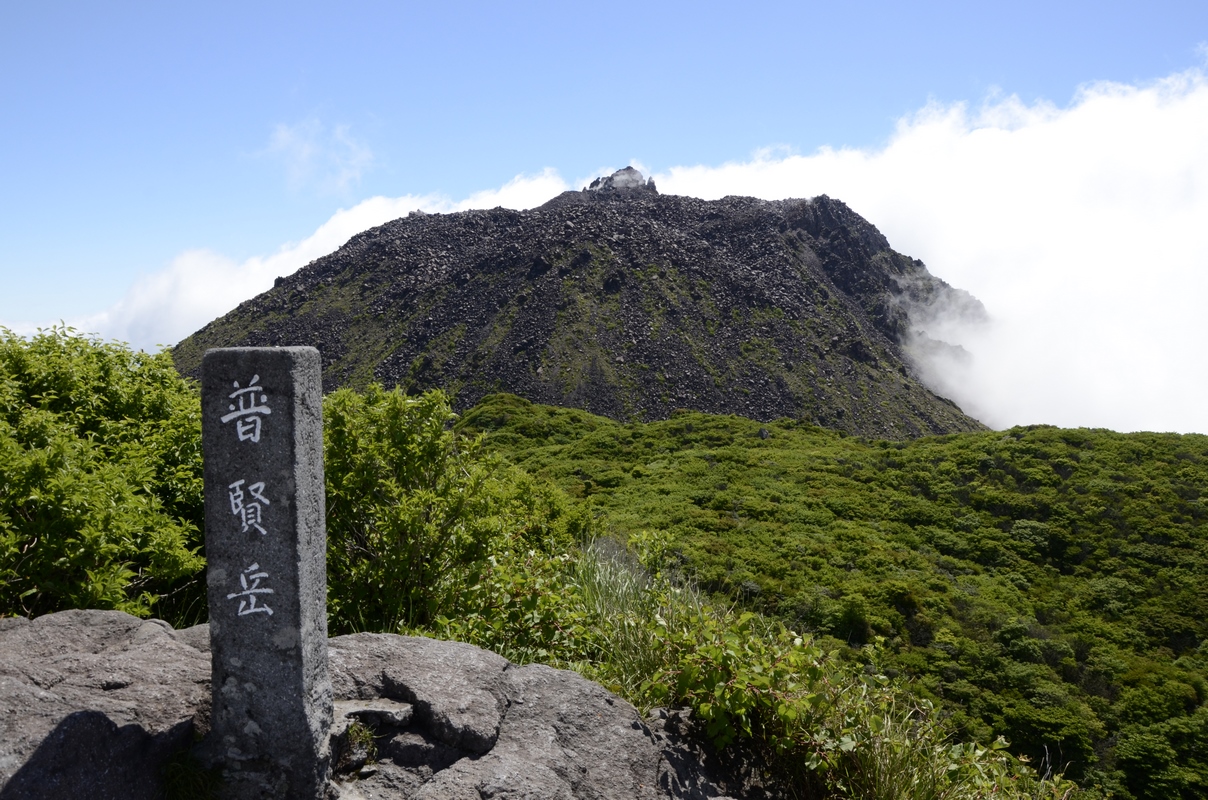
[[0, 610, 744, 799]]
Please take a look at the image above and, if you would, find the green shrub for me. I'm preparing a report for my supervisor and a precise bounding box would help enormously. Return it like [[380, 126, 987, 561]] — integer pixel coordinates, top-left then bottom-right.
[[0, 327, 205, 621], [323, 385, 587, 634]]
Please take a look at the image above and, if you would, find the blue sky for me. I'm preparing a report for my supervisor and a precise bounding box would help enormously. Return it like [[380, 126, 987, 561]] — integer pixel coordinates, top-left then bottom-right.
[[3, 2, 1208, 433]]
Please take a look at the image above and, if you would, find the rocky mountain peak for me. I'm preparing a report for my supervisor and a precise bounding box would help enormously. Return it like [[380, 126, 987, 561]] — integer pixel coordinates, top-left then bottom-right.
[[174, 189, 986, 439], [586, 166, 658, 195]]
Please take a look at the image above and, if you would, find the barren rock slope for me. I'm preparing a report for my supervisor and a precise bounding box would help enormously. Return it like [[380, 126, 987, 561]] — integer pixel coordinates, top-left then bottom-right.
[[175, 171, 984, 438]]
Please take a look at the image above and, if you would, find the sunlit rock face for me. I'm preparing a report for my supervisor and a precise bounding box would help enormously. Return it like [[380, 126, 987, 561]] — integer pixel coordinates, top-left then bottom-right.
[[587, 166, 657, 194], [175, 171, 985, 439]]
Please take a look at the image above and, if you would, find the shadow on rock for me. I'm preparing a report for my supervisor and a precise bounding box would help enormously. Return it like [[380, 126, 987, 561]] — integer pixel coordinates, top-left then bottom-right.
[[0, 711, 192, 800]]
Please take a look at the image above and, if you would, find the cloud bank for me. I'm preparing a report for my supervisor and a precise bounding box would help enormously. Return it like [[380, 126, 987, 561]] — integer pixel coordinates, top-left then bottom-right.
[[655, 70, 1208, 435], [15, 68, 1208, 435]]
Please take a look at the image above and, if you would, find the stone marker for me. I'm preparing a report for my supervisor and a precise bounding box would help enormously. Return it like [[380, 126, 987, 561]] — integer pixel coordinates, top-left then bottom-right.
[[200, 347, 332, 799]]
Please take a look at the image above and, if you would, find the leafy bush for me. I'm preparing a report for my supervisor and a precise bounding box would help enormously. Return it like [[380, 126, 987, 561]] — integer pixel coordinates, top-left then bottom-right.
[[0, 327, 205, 620], [323, 384, 588, 634]]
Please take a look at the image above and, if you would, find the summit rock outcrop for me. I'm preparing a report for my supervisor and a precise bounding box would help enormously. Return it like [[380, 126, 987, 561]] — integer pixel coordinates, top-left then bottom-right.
[[174, 169, 985, 438]]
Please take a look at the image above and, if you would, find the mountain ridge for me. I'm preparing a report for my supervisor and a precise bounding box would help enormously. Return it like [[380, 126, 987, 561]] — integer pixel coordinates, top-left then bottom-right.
[[173, 170, 986, 438]]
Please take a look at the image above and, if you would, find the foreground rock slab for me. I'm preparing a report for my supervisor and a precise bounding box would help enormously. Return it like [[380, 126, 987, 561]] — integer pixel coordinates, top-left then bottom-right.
[[0, 611, 209, 800], [0, 611, 741, 799]]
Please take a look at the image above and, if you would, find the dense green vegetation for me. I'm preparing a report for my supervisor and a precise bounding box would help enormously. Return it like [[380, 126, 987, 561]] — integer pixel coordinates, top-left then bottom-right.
[[0, 327, 206, 622], [460, 394, 1208, 799], [323, 384, 590, 634], [12, 329, 1198, 797]]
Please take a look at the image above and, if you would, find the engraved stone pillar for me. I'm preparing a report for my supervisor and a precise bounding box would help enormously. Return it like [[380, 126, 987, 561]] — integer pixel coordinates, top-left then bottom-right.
[[200, 347, 332, 799]]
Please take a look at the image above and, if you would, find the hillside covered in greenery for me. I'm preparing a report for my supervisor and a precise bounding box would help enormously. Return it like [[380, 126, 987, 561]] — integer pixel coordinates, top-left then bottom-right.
[[6, 329, 1205, 798], [461, 394, 1208, 799]]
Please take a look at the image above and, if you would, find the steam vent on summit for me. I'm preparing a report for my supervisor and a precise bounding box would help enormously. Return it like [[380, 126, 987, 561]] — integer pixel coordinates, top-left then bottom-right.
[[174, 168, 986, 439]]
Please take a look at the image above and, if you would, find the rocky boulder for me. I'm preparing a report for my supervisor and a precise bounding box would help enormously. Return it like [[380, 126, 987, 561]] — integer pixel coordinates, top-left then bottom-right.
[[0, 611, 751, 799], [0, 611, 209, 799]]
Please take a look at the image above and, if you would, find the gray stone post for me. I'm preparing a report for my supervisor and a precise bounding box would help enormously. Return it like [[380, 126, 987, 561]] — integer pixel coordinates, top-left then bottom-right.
[[200, 347, 332, 799]]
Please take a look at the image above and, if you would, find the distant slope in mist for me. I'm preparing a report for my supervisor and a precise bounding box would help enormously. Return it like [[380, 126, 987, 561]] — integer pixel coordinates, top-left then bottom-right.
[[174, 169, 986, 438]]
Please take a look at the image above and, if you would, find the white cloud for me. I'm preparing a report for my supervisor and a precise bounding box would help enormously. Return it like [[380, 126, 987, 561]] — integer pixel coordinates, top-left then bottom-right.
[[654, 69, 1208, 435], [64, 169, 570, 350], [451, 167, 568, 212], [265, 119, 376, 195]]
